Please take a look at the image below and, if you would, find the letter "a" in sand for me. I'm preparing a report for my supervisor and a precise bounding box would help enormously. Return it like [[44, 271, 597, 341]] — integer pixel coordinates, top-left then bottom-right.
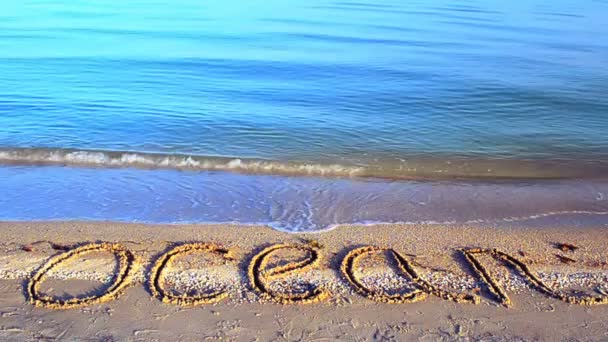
[[341, 246, 478, 304]]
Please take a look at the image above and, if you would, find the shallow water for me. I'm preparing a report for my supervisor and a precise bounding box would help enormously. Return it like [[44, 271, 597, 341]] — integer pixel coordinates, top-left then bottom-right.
[[1, 0, 608, 230], [1, 166, 607, 231]]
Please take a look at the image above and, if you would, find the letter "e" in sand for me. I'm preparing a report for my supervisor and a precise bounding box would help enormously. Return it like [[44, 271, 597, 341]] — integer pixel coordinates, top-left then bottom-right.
[[248, 244, 329, 304]]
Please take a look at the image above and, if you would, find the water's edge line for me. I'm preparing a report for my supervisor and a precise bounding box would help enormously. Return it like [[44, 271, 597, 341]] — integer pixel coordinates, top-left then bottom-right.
[[2, 210, 607, 234]]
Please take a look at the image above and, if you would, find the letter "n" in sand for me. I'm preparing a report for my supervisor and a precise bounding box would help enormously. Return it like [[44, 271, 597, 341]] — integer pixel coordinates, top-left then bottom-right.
[[460, 248, 608, 307]]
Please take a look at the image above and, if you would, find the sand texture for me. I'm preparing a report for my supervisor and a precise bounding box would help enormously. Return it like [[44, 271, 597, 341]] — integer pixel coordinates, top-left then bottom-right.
[[1, 221, 608, 341]]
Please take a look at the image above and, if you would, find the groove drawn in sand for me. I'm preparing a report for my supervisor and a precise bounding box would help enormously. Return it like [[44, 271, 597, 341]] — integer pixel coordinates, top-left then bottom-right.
[[148, 243, 235, 306], [340, 246, 478, 304], [248, 243, 329, 304], [22, 241, 608, 309], [461, 248, 608, 307], [27, 243, 136, 309]]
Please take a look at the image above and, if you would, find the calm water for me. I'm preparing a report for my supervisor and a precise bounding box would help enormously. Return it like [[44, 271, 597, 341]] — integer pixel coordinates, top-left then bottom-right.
[[1, 0, 608, 230]]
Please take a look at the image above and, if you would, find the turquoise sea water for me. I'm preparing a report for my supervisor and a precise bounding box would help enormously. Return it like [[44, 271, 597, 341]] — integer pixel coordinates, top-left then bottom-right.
[[1, 0, 608, 230]]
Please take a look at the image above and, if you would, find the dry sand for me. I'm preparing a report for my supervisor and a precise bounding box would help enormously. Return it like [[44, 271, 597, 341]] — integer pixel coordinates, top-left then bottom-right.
[[0, 221, 607, 341]]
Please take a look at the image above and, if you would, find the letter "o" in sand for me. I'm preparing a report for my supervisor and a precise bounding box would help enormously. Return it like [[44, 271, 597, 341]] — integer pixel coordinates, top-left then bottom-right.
[[148, 243, 234, 306], [27, 243, 136, 309]]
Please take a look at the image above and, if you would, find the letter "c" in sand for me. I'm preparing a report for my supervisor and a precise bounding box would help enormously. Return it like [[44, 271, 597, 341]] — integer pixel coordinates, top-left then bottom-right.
[[148, 243, 234, 306]]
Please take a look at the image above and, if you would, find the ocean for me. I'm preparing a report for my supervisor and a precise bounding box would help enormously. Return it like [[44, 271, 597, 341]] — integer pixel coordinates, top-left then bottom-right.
[[1, 0, 607, 231]]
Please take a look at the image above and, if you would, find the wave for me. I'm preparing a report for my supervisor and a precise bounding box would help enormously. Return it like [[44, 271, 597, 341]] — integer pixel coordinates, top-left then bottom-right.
[[1, 147, 607, 180], [0, 147, 367, 178]]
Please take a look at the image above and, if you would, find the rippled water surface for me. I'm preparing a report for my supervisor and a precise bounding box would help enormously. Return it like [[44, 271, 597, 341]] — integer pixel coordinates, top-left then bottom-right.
[[1, 0, 608, 230], [2, 0, 608, 178]]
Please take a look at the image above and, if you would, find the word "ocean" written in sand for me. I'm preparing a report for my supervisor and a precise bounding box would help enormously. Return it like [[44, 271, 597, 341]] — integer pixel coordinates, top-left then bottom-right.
[[25, 242, 608, 309]]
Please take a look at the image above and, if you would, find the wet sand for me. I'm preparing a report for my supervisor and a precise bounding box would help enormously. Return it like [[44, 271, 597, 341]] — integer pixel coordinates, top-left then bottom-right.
[[1, 221, 608, 340]]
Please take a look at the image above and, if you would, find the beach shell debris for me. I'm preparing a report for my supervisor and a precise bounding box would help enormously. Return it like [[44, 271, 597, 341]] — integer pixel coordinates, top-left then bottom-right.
[[555, 254, 577, 264], [554, 243, 579, 252]]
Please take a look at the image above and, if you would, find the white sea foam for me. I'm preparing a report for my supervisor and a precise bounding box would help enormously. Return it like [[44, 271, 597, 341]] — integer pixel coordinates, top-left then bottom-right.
[[0, 148, 366, 178], [2, 147, 607, 181]]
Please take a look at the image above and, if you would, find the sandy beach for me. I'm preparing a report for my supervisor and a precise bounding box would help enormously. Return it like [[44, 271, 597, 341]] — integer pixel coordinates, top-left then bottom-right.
[[0, 221, 607, 340]]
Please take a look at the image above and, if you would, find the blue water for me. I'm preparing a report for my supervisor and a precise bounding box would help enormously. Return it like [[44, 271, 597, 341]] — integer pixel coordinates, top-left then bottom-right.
[[1, 0, 608, 230], [2, 0, 608, 179]]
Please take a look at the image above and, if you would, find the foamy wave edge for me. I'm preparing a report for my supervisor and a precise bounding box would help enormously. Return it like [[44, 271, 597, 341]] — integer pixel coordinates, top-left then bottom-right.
[[4, 210, 608, 233], [0, 148, 365, 178]]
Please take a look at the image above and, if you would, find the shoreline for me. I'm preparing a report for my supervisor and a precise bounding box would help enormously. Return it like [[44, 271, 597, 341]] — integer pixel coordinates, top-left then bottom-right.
[[3, 166, 608, 232], [1, 221, 608, 339], [4, 208, 608, 234]]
